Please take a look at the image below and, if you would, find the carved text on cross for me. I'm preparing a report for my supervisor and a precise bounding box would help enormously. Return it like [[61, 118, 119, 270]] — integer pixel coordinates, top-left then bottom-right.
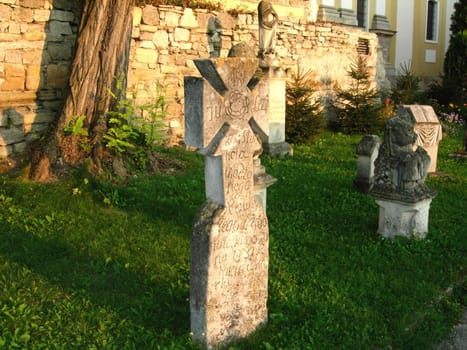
[[185, 57, 268, 206]]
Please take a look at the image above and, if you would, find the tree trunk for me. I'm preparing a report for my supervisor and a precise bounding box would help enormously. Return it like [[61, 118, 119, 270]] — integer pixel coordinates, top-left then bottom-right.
[[30, 0, 134, 181]]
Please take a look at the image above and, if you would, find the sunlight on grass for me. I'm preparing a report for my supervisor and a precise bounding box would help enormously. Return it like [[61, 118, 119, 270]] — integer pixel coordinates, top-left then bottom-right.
[[0, 132, 465, 349]]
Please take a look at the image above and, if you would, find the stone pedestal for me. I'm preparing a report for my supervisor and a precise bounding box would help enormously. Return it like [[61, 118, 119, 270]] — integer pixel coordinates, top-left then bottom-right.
[[317, 5, 340, 23], [374, 198, 433, 239], [338, 8, 357, 26]]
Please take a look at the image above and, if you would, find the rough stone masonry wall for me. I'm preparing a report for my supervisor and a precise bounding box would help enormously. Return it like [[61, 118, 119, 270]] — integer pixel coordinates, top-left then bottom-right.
[[0, 2, 378, 157], [0, 0, 81, 158]]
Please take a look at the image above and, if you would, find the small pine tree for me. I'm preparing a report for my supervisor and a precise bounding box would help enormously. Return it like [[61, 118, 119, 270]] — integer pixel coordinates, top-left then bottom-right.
[[285, 67, 326, 143], [331, 55, 384, 134]]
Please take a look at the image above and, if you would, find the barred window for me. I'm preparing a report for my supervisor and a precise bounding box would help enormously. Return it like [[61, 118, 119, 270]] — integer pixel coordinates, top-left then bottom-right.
[[357, 38, 370, 55]]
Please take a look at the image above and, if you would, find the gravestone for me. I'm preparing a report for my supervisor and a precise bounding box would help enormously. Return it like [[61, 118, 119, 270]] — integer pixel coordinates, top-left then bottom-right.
[[354, 134, 380, 193], [403, 105, 442, 173], [370, 108, 436, 238], [185, 57, 275, 348], [254, 2, 291, 157], [250, 67, 292, 157]]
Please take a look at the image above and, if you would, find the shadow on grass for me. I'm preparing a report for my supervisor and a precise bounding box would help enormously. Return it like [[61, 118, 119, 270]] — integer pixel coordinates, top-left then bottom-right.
[[0, 221, 190, 337]]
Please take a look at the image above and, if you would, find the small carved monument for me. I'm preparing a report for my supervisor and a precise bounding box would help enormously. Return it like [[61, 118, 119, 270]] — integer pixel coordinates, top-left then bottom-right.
[[255, 1, 291, 156], [404, 105, 442, 173], [185, 57, 275, 348], [370, 108, 436, 238], [354, 135, 380, 193], [258, 0, 278, 68]]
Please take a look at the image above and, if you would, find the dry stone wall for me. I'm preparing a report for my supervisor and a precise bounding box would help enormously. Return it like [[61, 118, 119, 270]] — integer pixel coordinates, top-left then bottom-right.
[[0, 2, 379, 156]]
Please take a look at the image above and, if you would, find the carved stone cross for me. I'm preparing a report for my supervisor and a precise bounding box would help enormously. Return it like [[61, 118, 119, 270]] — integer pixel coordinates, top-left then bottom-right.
[[185, 57, 273, 348]]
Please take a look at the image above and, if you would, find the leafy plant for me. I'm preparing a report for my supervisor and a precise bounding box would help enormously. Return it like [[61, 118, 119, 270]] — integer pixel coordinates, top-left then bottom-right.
[[63, 115, 89, 137], [104, 86, 140, 154], [63, 115, 91, 151], [134, 87, 168, 148], [391, 61, 422, 106], [285, 66, 326, 143], [103, 114, 139, 153], [102, 78, 167, 172], [331, 55, 384, 134]]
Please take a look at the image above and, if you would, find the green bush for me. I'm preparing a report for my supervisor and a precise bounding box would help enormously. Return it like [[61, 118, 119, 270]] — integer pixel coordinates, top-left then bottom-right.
[[285, 67, 326, 143], [331, 55, 384, 134], [391, 61, 422, 106], [442, 0, 467, 106], [102, 79, 167, 173]]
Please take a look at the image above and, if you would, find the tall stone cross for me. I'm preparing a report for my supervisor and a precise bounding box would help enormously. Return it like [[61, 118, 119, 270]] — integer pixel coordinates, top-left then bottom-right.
[[185, 57, 274, 348]]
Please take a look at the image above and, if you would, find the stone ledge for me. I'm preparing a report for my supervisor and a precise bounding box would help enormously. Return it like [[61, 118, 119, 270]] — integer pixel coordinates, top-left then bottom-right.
[[0, 91, 37, 106]]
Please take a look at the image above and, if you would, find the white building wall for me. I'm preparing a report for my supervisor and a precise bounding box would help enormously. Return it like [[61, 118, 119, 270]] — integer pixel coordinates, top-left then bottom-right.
[[309, 0, 318, 22], [395, 0, 414, 71], [321, 0, 335, 6], [340, 0, 352, 9], [375, 0, 386, 15]]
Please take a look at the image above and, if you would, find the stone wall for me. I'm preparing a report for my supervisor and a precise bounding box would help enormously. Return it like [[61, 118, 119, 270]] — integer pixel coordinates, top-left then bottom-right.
[[0, 2, 379, 156], [0, 0, 81, 157]]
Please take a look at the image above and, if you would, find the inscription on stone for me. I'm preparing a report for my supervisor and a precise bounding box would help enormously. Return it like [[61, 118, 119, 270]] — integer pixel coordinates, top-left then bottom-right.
[[185, 57, 274, 348]]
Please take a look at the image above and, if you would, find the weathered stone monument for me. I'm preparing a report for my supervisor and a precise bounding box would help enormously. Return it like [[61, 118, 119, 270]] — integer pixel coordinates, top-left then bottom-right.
[[258, 0, 278, 68], [184, 57, 275, 348], [207, 17, 222, 58], [254, 1, 291, 157], [403, 105, 442, 173], [370, 108, 436, 238], [354, 135, 380, 193]]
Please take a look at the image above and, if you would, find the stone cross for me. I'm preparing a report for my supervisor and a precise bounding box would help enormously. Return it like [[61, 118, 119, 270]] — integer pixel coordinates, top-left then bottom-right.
[[184, 57, 274, 348]]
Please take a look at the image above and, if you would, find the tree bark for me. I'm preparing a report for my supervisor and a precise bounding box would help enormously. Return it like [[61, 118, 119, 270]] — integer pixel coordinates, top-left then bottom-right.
[[30, 0, 134, 181]]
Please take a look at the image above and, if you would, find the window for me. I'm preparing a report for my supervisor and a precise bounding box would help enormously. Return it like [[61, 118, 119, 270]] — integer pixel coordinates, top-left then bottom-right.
[[357, 0, 368, 29], [357, 38, 370, 55], [426, 0, 439, 41]]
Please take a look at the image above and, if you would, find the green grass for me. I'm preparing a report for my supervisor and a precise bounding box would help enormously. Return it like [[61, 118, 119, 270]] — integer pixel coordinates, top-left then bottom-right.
[[0, 132, 465, 349]]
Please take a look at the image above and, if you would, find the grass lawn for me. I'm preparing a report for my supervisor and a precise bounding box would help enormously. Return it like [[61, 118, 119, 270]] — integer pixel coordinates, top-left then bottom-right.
[[0, 131, 465, 349]]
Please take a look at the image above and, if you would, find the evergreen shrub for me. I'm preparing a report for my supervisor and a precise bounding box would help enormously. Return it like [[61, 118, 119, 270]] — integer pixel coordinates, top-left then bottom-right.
[[285, 67, 326, 144], [331, 55, 384, 134]]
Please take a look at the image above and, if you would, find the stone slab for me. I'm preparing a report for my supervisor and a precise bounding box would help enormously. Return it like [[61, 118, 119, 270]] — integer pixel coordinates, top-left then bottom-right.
[[402, 105, 442, 173], [355, 135, 380, 193]]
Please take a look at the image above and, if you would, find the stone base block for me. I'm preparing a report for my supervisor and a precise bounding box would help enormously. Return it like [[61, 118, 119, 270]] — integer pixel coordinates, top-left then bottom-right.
[[338, 8, 357, 26], [375, 198, 433, 239], [317, 5, 340, 23]]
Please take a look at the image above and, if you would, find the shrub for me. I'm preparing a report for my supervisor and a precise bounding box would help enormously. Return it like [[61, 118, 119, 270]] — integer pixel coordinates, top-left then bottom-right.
[[285, 67, 326, 144], [391, 61, 422, 106], [331, 55, 384, 134], [442, 0, 467, 106]]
